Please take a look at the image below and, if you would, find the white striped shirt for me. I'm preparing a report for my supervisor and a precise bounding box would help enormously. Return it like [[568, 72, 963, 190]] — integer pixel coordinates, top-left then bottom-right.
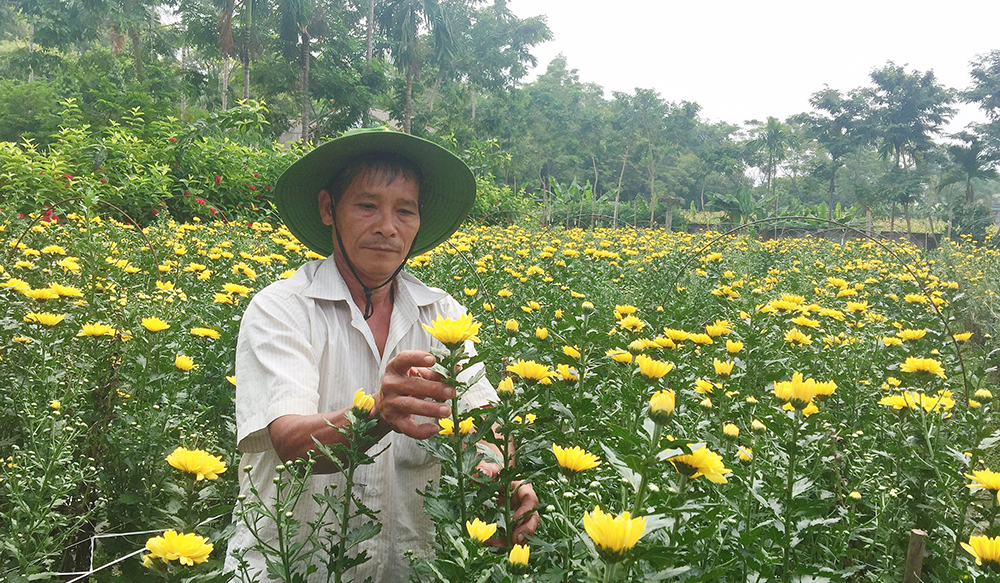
[[225, 256, 495, 582]]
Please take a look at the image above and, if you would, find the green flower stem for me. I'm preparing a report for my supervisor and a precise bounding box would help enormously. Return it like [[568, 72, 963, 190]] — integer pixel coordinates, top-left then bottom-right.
[[556, 474, 578, 583], [670, 474, 688, 543], [782, 412, 801, 583], [334, 453, 356, 583], [632, 421, 664, 515], [501, 407, 514, 548], [445, 345, 468, 527]]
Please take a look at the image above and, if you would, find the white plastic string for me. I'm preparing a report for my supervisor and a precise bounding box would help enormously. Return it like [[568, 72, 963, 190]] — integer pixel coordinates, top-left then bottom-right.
[[22, 514, 226, 581]]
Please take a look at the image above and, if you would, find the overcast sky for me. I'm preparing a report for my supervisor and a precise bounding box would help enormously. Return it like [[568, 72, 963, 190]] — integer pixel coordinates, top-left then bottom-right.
[[508, 0, 999, 133]]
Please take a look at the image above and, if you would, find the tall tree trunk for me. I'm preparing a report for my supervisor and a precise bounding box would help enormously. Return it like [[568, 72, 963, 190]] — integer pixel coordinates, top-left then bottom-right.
[[129, 25, 144, 80], [471, 85, 477, 122], [828, 170, 836, 221], [614, 146, 628, 229], [404, 60, 415, 134], [366, 0, 374, 63], [866, 207, 873, 237], [591, 154, 599, 227], [427, 74, 443, 111], [648, 165, 657, 228], [221, 59, 229, 110], [27, 23, 34, 82], [299, 32, 311, 143], [242, 0, 252, 100], [966, 180, 974, 205], [904, 202, 912, 238], [890, 201, 896, 233]]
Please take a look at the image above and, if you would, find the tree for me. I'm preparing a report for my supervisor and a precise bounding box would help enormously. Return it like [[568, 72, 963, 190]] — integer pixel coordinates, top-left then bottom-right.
[[795, 86, 867, 220], [964, 50, 1000, 162], [938, 133, 998, 204], [866, 62, 955, 236], [377, 0, 450, 134], [746, 116, 791, 211]]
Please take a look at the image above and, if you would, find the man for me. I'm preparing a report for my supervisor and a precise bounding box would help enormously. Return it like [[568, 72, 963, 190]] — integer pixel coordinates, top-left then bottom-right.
[[225, 129, 538, 582]]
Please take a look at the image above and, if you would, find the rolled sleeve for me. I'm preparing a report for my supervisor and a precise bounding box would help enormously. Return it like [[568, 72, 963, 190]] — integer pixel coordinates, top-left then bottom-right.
[[235, 292, 321, 453]]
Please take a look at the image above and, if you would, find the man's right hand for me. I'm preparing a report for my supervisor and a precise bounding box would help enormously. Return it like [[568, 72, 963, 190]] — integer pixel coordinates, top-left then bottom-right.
[[375, 350, 456, 439]]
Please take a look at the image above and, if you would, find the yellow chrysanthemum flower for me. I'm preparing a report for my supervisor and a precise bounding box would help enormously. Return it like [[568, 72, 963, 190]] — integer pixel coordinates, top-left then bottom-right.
[[962, 535, 1000, 566], [899, 356, 946, 379], [552, 443, 601, 472], [190, 327, 221, 339], [878, 390, 955, 413], [562, 345, 581, 359], [142, 317, 170, 332], [458, 417, 476, 434], [583, 506, 646, 559], [506, 359, 554, 384], [773, 372, 826, 410], [694, 378, 717, 394], [352, 388, 375, 414], [466, 518, 497, 542], [535, 327, 548, 340], [668, 446, 732, 484], [649, 389, 675, 423], [617, 315, 645, 333], [966, 469, 1000, 503], [713, 359, 734, 376], [222, 283, 252, 296], [784, 328, 812, 346], [723, 423, 740, 439], [165, 447, 227, 481], [142, 530, 213, 567], [882, 336, 903, 346], [790, 315, 820, 328], [556, 363, 579, 383], [505, 319, 520, 333], [508, 543, 530, 567], [78, 323, 114, 337], [635, 354, 673, 379], [614, 304, 637, 318], [725, 340, 744, 353], [497, 377, 514, 394], [896, 329, 927, 341], [953, 332, 973, 342], [174, 354, 196, 371], [606, 349, 632, 364], [438, 418, 454, 435], [24, 312, 65, 326], [421, 313, 482, 346]]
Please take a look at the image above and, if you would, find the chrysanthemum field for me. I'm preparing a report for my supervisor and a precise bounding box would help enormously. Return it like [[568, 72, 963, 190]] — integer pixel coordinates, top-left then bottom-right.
[[3, 210, 1000, 582]]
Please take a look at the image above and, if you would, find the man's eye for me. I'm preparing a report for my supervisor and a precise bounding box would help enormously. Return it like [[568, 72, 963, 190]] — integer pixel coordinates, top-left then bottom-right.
[[359, 203, 376, 210]]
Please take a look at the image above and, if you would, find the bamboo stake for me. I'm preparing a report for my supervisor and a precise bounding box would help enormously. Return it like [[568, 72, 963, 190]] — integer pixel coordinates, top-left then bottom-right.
[[903, 528, 927, 583]]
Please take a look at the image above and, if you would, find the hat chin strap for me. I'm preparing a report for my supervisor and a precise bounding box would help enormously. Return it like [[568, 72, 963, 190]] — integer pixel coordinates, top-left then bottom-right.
[[332, 207, 414, 320]]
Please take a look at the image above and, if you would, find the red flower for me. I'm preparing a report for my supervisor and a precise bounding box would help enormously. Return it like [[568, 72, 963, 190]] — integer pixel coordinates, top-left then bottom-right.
[[253, 173, 259, 178], [184, 191, 190, 196], [99, 178, 108, 184], [215, 175, 222, 185], [249, 185, 257, 191], [63, 174, 73, 180], [210, 208, 217, 215], [151, 208, 159, 215], [168, 136, 177, 143], [196, 198, 207, 205]]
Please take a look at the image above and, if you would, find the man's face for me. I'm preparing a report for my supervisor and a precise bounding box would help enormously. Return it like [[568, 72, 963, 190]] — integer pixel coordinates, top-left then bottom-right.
[[318, 172, 420, 286]]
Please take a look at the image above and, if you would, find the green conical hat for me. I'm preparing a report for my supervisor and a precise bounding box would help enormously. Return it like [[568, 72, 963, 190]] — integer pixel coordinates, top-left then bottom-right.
[[274, 128, 476, 256]]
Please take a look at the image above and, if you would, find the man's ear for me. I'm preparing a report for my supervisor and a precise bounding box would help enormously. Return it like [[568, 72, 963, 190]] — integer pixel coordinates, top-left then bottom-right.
[[318, 190, 334, 227]]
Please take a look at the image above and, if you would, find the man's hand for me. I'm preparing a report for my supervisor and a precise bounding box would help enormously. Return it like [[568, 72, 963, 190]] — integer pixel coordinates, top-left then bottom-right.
[[509, 481, 540, 544], [376, 350, 455, 439]]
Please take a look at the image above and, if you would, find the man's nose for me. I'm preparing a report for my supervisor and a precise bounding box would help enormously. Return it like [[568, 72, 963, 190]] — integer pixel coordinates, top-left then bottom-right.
[[372, 207, 398, 237]]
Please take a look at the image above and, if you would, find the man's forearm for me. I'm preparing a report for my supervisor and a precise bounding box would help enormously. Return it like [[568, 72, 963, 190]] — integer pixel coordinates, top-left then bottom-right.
[[269, 410, 392, 474]]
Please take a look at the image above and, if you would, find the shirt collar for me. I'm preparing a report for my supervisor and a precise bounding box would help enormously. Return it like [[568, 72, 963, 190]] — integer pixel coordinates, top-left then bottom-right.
[[303, 255, 447, 307]]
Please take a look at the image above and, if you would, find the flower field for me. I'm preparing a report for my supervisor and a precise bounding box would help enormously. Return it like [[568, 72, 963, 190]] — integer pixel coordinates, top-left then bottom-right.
[[2, 209, 1000, 582]]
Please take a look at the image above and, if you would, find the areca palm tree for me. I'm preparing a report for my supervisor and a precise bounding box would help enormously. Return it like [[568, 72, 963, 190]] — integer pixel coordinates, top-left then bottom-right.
[[747, 116, 791, 211], [377, 0, 450, 134], [938, 134, 999, 204]]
